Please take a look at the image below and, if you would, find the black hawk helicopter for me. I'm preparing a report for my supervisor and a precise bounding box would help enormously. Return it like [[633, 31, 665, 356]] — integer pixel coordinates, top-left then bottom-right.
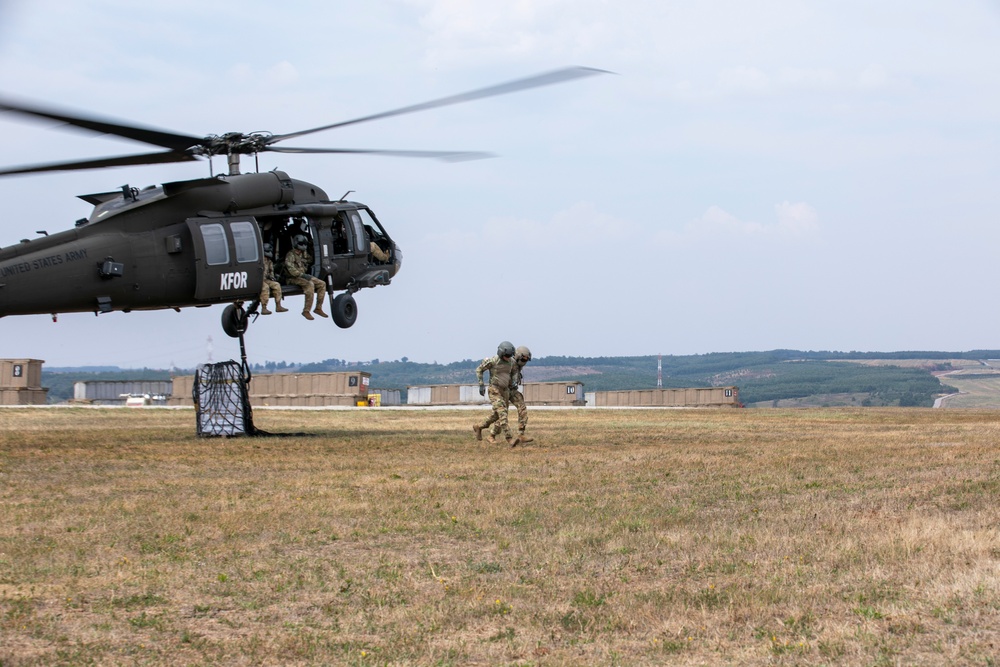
[[0, 67, 604, 338]]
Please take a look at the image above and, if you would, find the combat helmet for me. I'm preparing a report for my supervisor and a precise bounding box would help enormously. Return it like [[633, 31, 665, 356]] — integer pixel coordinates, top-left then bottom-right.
[[497, 341, 515, 358], [515, 346, 532, 363], [292, 234, 310, 250], [262, 242, 274, 258]]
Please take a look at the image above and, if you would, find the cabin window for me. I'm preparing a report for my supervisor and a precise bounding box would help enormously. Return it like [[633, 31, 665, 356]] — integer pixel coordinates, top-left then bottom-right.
[[202, 224, 229, 266], [231, 221, 259, 263], [347, 211, 367, 254]]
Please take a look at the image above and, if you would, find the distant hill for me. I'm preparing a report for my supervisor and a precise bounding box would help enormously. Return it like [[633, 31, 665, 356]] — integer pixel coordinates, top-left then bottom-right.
[[40, 350, 1000, 407]]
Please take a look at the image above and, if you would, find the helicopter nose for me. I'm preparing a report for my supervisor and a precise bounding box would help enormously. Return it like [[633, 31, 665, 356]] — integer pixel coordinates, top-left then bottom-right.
[[391, 244, 402, 276]]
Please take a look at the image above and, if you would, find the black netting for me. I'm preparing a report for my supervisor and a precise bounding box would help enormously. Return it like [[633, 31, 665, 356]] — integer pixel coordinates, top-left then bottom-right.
[[193, 360, 256, 437]]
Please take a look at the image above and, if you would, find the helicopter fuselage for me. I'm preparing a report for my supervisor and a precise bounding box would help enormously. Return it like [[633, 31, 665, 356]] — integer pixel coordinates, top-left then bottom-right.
[[0, 170, 401, 321]]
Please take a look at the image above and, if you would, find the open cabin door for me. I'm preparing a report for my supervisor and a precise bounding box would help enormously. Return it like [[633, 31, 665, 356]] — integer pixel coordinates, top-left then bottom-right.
[[186, 217, 264, 301]]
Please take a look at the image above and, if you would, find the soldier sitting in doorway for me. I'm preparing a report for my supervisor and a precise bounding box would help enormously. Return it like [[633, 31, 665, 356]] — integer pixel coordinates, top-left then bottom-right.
[[283, 235, 328, 321], [259, 242, 288, 315]]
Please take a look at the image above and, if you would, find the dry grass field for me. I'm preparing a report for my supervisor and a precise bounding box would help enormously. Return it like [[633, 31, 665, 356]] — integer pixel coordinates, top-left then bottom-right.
[[1, 406, 999, 666]]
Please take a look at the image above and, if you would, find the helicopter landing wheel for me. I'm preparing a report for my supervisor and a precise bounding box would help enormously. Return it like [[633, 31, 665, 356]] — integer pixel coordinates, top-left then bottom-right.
[[331, 293, 358, 329], [222, 303, 249, 338]]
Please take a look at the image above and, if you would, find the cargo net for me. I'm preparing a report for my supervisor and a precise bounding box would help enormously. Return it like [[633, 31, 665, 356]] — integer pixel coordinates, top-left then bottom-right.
[[193, 360, 256, 437]]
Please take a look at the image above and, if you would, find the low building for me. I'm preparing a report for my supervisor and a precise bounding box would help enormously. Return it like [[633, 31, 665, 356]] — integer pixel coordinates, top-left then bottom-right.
[[73, 381, 173, 406], [523, 381, 586, 406], [169, 370, 372, 407], [589, 386, 740, 408], [369, 388, 402, 406], [407, 384, 487, 405], [406, 381, 586, 406], [0, 358, 48, 405]]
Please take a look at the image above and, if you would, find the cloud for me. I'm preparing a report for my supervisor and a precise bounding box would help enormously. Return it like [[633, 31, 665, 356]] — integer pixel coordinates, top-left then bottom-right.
[[479, 201, 639, 250], [774, 200, 819, 235], [656, 202, 820, 244]]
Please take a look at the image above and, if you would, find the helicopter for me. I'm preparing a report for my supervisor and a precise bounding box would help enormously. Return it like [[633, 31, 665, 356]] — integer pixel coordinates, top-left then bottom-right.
[[0, 67, 605, 338]]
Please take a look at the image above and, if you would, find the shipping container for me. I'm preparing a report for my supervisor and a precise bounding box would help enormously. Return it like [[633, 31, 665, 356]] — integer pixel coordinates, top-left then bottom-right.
[[73, 381, 173, 404], [0, 359, 47, 404], [0, 388, 48, 405], [407, 384, 489, 405], [406, 382, 584, 406], [370, 389, 401, 406], [0, 359, 44, 390], [522, 382, 586, 406], [168, 371, 371, 407], [591, 386, 739, 408]]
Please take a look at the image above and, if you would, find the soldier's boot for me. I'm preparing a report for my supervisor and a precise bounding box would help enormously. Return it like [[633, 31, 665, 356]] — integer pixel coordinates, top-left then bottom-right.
[[275, 300, 288, 313], [517, 432, 534, 444], [472, 424, 483, 441], [260, 297, 272, 315], [508, 434, 522, 448], [314, 285, 329, 317], [487, 434, 497, 444], [302, 291, 315, 320]]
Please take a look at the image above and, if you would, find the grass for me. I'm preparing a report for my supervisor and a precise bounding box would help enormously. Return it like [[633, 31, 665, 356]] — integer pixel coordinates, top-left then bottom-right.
[[1, 406, 999, 665], [936, 371, 1000, 408]]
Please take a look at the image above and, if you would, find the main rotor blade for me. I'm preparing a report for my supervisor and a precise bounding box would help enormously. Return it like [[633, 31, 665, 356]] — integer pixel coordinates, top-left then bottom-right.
[[0, 150, 198, 177], [0, 96, 206, 151], [265, 145, 494, 162], [269, 66, 610, 144]]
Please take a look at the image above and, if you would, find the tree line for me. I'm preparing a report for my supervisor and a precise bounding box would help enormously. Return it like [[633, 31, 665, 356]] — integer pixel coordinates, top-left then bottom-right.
[[41, 350, 992, 406]]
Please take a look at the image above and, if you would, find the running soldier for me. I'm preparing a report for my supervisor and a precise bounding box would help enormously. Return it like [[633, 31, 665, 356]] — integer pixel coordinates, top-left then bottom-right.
[[472, 341, 521, 447], [507, 345, 534, 444], [284, 235, 328, 320], [258, 243, 288, 315]]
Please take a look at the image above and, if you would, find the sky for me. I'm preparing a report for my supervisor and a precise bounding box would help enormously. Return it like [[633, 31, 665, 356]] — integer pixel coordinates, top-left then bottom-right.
[[0, 0, 998, 369]]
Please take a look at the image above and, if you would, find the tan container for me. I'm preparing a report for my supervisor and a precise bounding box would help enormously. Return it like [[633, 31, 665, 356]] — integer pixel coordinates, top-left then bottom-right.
[[432, 385, 460, 404], [0, 359, 44, 389], [523, 381, 586, 406], [593, 387, 739, 408], [172, 375, 194, 400], [174, 371, 373, 407], [0, 387, 48, 405]]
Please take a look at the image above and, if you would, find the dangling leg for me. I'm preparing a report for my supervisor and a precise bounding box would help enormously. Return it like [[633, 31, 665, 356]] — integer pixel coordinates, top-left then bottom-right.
[[300, 280, 315, 320], [313, 278, 328, 318], [274, 284, 288, 312], [259, 283, 272, 315]]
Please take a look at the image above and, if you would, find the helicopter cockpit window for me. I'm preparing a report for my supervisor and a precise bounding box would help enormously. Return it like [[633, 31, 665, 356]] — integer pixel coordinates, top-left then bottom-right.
[[347, 212, 366, 253], [231, 221, 259, 263], [350, 208, 390, 262], [353, 209, 386, 240], [202, 223, 229, 266]]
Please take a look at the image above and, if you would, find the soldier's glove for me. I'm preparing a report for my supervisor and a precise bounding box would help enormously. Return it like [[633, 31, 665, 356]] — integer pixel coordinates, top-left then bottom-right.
[[479, 384, 486, 396]]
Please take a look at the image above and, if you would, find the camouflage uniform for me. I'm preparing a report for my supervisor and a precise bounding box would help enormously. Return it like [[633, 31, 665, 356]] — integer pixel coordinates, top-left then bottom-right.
[[258, 255, 286, 314], [370, 242, 390, 262], [284, 248, 327, 319], [475, 354, 516, 441], [509, 358, 528, 435]]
